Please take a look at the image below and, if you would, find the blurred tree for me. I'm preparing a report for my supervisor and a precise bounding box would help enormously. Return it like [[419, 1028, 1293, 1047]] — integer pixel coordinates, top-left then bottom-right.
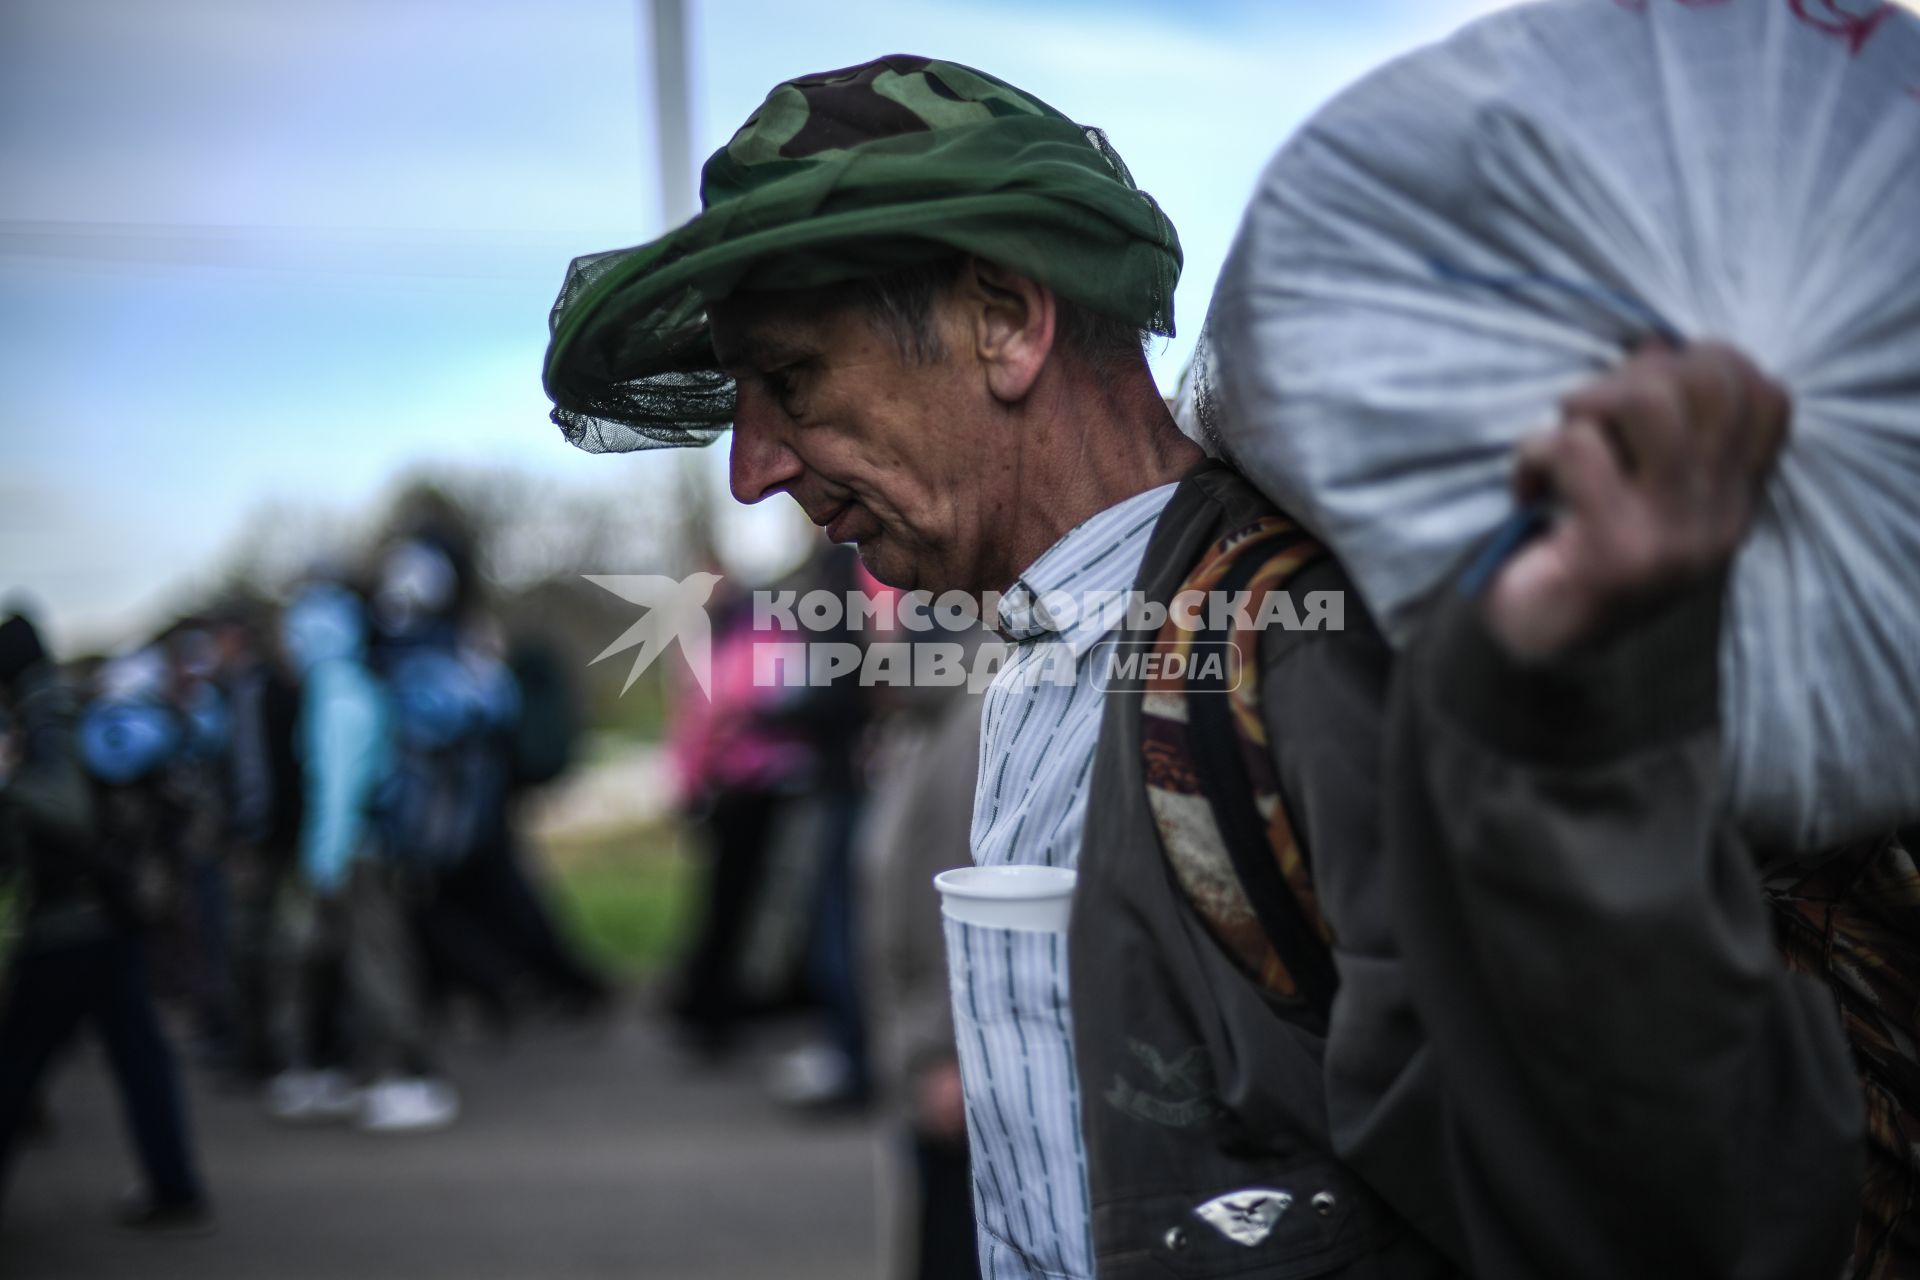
[[197, 461, 706, 735], [207, 498, 369, 601]]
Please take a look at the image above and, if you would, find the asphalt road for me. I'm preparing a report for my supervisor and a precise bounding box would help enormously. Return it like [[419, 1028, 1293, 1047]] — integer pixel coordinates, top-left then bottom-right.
[[2, 1012, 881, 1280]]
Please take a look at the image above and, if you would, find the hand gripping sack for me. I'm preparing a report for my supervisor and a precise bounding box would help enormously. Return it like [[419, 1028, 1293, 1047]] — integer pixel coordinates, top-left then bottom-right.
[[1184, 0, 1920, 848]]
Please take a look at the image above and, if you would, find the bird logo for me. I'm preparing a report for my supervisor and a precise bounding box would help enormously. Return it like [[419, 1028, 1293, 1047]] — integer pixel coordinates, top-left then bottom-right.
[[1193, 1188, 1293, 1247], [583, 573, 724, 698]]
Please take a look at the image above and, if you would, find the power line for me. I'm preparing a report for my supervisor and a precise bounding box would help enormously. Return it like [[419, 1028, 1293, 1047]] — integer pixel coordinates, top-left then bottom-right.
[[0, 219, 627, 277]]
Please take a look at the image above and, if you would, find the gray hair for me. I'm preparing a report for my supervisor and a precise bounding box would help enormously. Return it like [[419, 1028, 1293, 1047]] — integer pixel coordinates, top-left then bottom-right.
[[836, 256, 1149, 376]]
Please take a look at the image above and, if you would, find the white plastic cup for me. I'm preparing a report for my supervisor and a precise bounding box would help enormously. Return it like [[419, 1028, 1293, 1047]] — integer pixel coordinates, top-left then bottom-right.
[[933, 865, 1077, 933]]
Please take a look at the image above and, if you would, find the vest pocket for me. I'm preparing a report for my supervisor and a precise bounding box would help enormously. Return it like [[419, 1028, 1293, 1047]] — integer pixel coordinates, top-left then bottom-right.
[[1092, 1164, 1403, 1279]]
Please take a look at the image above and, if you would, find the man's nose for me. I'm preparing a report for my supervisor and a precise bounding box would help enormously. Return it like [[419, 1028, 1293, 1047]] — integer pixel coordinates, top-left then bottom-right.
[[729, 393, 803, 505]]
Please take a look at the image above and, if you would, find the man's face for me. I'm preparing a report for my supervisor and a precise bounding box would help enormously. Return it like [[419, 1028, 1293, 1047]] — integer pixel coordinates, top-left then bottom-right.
[[713, 291, 1008, 593]]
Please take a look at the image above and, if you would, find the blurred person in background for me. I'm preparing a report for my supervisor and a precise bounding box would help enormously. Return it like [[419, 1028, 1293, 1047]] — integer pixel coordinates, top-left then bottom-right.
[[211, 606, 306, 1082], [373, 533, 524, 1030], [498, 622, 601, 999], [372, 531, 610, 1027], [665, 572, 813, 1060], [156, 620, 241, 1075], [271, 580, 457, 1133], [0, 609, 211, 1233], [76, 645, 203, 1013], [861, 628, 986, 1280], [767, 541, 876, 1111]]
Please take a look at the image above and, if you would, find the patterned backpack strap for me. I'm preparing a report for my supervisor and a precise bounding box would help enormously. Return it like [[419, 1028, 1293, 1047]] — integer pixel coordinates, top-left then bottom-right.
[[1139, 514, 1339, 1029], [1764, 832, 1920, 1279]]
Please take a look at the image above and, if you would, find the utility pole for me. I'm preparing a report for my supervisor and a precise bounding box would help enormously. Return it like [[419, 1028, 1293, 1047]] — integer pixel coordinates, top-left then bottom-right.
[[646, 0, 697, 227], [642, 0, 717, 570]]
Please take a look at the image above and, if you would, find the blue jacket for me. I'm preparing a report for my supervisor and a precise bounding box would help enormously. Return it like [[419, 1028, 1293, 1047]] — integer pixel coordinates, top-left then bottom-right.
[[283, 586, 391, 894]]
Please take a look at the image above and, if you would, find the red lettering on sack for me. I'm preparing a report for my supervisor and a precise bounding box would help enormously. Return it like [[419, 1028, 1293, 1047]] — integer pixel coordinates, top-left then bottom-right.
[[1789, 0, 1900, 56]]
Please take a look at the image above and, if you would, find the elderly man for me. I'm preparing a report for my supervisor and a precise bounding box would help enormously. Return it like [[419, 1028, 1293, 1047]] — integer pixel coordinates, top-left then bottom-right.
[[543, 57, 1865, 1279]]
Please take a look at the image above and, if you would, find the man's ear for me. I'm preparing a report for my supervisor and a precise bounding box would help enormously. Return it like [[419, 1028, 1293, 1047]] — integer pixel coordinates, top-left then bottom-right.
[[960, 258, 1056, 404]]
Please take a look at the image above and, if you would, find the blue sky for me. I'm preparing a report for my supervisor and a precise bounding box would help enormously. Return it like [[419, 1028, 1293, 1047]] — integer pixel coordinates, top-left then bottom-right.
[[0, 0, 1512, 650]]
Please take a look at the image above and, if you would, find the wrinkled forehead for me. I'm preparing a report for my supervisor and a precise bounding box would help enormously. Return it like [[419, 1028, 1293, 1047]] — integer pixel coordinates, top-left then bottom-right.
[[707, 284, 869, 372], [708, 291, 815, 368]]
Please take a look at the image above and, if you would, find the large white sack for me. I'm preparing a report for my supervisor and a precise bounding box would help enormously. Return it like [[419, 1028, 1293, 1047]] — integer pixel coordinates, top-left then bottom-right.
[[1183, 0, 1920, 849]]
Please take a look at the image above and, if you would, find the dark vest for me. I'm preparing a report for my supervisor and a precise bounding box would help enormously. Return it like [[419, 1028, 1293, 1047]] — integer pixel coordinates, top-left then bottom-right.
[[1069, 464, 1457, 1279]]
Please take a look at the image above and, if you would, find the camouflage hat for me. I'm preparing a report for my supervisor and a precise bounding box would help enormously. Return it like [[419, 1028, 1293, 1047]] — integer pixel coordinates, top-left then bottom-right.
[[542, 54, 1183, 452]]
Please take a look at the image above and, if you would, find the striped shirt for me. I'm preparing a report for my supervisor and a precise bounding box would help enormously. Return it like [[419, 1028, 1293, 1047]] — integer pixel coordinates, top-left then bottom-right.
[[953, 482, 1178, 1280]]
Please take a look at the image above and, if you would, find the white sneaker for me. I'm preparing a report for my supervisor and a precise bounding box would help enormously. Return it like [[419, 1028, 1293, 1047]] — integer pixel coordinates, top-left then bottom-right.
[[266, 1070, 360, 1124], [766, 1043, 862, 1108], [357, 1077, 459, 1134]]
